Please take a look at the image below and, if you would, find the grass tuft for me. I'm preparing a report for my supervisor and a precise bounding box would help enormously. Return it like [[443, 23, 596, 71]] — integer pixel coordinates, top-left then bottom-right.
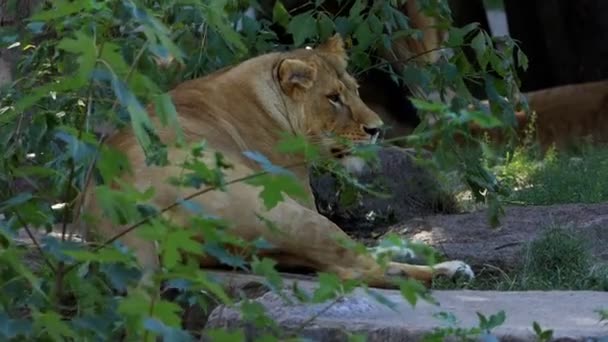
[[435, 225, 608, 291]]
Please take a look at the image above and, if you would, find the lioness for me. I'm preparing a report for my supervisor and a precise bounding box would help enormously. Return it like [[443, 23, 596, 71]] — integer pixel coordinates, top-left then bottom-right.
[[83, 34, 473, 289]]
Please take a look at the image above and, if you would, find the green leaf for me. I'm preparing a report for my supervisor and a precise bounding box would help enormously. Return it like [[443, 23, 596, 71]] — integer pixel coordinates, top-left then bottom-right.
[[291, 281, 312, 303], [57, 30, 96, 83], [402, 65, 431, 90], [10, 76, 83, 115], [161, 229, 204, 269], [142, 318, 193, 341], [460, 110, 503, 128], [205, 329, 245, 342], [517, 48, 529, 71], [447, 22, 479, 47], [272, 1, 291, 29], [354, 21, 373, 50], [240, 300, 279, 331], [203, 2, 247, 55], [251, 257, 283, 291], [119, 288, 182, 333], [202, 241, 247, 269], [439, 62, 459, 83], [317, 13, 335, 41], [287, 12, 317, 47], [0, 313, 31, 339], [94, 185, 145, 226], [275, 133, 320, 160], [0, 193, 33, 212], [97, 146, 131, 184], [118, 290, 151, 329], [100, 263, 141, 292], [471, 31, 489, 70], [399, 279, 426, 307], [151, 299, 183, 328], [99, 42, 130, 75], [409, 98, 448, 113], [196, 272, 233, 305], [532, 321, 542, 334], [245, 173, 308, 210], [0, 246, 48, 301], [477, 310, 506, 331], [154, 93, 185, 146], [29, 0, 95, 21], [33, 311, 78, 340], [486, 310, 506, 330], [11, 166, 61, 178], [110, 76, 157, 157], [348, 0, 365, 20], [312, 272, 342, 302], [347, 333, 368, 342]]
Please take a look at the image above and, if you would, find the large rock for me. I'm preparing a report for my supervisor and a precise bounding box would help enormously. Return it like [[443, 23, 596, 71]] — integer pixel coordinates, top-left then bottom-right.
[[310, 145, 608, 272], [310, 146, 457, 238], [205, 276, 608, 341]]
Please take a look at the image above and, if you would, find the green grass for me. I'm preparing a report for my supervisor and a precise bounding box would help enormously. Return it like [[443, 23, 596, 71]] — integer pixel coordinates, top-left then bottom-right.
[[436, 225, 608, 291], [437, 142, 608, 291], [499, 145, 608, 205], [448, 143, 608, 213]]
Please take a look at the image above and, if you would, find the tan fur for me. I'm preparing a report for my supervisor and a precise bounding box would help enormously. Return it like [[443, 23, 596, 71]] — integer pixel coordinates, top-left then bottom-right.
[[517, 79, 608, 150], [379, 1, 446, 66], [82, 35, 473, 289], [464, 80, 608, 150]]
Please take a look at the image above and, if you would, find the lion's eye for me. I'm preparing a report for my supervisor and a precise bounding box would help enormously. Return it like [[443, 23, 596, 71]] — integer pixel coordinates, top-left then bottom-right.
[[327, 93, 341, 105]]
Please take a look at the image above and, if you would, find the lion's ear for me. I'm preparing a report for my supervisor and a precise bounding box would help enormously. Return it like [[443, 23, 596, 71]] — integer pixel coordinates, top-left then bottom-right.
[[278, 58, 317, 96], [317, 34, 346, 57]]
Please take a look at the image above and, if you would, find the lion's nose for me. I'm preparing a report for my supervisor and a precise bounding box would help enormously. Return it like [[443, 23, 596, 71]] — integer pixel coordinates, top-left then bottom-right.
[[362, 125, 381, 137]]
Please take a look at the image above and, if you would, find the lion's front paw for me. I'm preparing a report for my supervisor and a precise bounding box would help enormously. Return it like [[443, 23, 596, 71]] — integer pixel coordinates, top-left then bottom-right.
[[435, 260, 475, 280]]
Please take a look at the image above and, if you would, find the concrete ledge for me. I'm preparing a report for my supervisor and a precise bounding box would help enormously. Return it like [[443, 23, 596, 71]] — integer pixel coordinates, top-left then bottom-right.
[[207, 282, 608, 341]]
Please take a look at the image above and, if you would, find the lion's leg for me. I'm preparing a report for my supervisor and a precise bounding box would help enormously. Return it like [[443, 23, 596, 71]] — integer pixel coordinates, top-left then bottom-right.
[[87, 148, 473, 289], [261, 202, 473, 288], [206, 180, 474, 288]]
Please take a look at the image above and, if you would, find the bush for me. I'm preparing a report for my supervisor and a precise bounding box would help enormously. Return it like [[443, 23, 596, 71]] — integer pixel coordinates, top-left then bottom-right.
[[0, 0, 525, 340]]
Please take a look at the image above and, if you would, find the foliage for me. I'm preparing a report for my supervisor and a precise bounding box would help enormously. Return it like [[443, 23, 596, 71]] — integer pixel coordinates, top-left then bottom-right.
[[517, 226, 608, 290], [0, 0, 527, 340], [598, 309, 608, 324], [502, 145, 608, 205], [532, 321, 554, 342], [423, 310, 506, 342]]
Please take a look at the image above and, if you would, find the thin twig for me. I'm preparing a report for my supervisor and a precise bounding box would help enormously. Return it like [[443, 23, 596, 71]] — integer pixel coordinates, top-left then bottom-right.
[[92, 170, 268, 251], [68, 41, 151, 241], [355, 46, 450, 77], [67, 134, 108, 242], [55, 36, 106, 306], [13, 211, 56, 272], [142, 289, 157, 342]]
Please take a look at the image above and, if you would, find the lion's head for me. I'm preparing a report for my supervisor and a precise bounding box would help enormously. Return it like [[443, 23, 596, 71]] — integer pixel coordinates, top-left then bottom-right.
[[272, 35, 384, 171]]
